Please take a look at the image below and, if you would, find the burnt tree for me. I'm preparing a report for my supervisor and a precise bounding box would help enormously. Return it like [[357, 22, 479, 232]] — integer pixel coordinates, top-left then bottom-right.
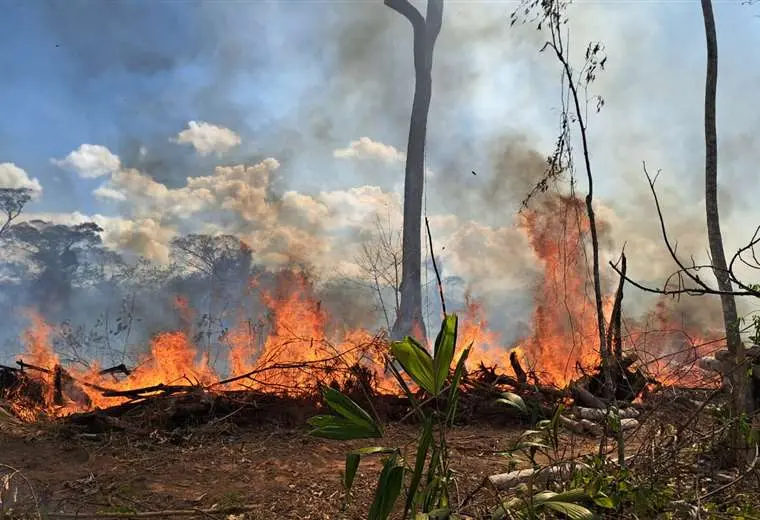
[[701, 0, 750, 465], [385, 0, 443, 345]]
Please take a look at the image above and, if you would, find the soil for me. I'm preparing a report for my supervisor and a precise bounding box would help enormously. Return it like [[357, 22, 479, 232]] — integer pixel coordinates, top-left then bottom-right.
[[0, 418, 606, 520]]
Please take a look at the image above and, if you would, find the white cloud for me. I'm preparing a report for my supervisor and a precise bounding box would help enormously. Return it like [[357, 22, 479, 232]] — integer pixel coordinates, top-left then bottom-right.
[[93, 185, 127, 201], [333, 137, 406, 163], [0, 163, 42, 197], [172, 121, 241, 156], [21, 211, 175, 264], [52, 144, 121, 178]]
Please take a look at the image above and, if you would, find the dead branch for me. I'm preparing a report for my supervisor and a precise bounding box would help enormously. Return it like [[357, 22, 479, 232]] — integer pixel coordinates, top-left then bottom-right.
[[610, 163, 760, 298], [425, 215, 446, 315], [607, 252, 626, 359], [99, 384, 196, 399]]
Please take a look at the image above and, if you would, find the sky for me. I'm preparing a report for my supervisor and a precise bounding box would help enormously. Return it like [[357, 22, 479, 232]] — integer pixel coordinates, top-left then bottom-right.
[[1, 0, 760, 331]]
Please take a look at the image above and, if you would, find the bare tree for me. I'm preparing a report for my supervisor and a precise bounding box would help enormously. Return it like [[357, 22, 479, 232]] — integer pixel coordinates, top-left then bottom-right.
[[701, 0, 751, 464], [385, 0, 443, 344], [606, 0, 756, 465], [355, 214, 403, 330]]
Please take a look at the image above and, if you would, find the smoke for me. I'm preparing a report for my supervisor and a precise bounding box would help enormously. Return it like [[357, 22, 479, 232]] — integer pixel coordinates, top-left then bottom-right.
[[3, 0, 760, 365]]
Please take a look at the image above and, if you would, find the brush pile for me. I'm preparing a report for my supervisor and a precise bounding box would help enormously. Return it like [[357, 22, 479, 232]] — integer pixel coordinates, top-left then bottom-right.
[[0, 344, 660, 438]]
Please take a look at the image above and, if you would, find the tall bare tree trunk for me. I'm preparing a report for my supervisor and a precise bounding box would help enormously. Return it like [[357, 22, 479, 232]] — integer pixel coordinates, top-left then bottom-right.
[[700, 0, 750, 464], [385, 0, 443, 344]]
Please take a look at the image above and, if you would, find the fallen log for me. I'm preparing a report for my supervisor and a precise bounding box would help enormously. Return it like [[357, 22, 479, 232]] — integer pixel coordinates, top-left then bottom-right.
[[571, 384, 606, 409], [572, 406, 640, 421], [619, 418, 639, 431], [488, 462, 584, 490], [559, 415, 602, 436], [488, 455, 637, 491]]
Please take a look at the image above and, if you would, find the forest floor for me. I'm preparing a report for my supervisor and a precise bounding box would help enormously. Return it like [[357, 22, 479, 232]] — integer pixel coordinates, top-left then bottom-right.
[[0, 418, 609, 520]]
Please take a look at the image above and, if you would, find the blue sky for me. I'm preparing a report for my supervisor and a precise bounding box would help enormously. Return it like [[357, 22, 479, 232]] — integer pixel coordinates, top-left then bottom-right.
[[1, 0, 760, 304]]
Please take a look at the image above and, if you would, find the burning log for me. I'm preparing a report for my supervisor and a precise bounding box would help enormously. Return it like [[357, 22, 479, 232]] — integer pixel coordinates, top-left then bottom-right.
[[510, 351, 528, 387], [0, 363, 45, 406], [99, 383, 196, 400], [98, 363, 131, 377], [16, 359, 93, 408], [53, 364, 64, 406]]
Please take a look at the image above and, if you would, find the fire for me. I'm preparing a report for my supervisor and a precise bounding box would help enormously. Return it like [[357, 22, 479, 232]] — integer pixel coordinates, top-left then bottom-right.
[[224, 271, 389, 392], [456, 196, 609, 386], [4, 193, 721, 420], [512, 195, 609, 386]]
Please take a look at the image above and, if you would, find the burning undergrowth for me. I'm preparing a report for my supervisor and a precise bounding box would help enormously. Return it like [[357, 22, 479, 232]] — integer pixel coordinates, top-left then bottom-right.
[[0, 193, 723, 432]]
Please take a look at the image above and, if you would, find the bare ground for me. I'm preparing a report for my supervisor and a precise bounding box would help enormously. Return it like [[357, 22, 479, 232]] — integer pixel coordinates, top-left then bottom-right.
[[0, 418, 610, 520]]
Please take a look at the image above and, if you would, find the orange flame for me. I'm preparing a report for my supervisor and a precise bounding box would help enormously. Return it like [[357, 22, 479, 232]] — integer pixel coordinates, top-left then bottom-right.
[[7, 194, 721, 419]]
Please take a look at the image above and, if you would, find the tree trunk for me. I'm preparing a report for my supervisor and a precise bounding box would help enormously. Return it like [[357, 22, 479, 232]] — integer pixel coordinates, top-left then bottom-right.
[[385, 0, 443, 345], [700, 0, 750, 465]]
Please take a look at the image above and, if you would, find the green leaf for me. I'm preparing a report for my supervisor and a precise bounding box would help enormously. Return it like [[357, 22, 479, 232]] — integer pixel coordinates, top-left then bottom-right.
[[593, 494, 616, 509], [368, 455, 405, 520], [308, 386, 382, 440], [322, 386, 382, 436], [344, 453, 360, 491], [404, 416, 434, 517], [446, 344, 472, 426], [391, 336, 436, 394], [420, 508, 450, 519], [432, 314, 458, 394], [534, 489, 588, 503], [540, 501, 594, 520], [344, 447, 397, 493], [308, 415, 382, 440], [496, 392, 528, 414]]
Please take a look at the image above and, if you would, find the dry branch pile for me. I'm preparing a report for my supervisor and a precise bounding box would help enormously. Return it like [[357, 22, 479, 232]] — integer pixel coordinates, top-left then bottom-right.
[[0, 335, 706, 439]]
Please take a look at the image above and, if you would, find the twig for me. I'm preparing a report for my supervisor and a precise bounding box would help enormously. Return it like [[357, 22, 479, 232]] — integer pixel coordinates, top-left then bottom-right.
[[0, 463, 41, 520], [699, 444, 759, 501], [424, 216, 446, 316], [210, 343, 369, 388]]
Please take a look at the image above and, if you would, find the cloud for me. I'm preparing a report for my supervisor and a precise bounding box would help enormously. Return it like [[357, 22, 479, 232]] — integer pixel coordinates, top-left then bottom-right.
[[172, 121, 241, 156], [333, 137, 406, 163], [20, 211, 175, 264], [52, 144, 121, 178], [0, 163, 43, 197], [89, 156, 407, 270], [93, 185, 127, 201]]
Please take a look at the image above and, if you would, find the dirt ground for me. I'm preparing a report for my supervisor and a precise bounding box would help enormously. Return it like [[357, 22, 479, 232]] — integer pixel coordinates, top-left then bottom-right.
[[0, 417, 609, 520]]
